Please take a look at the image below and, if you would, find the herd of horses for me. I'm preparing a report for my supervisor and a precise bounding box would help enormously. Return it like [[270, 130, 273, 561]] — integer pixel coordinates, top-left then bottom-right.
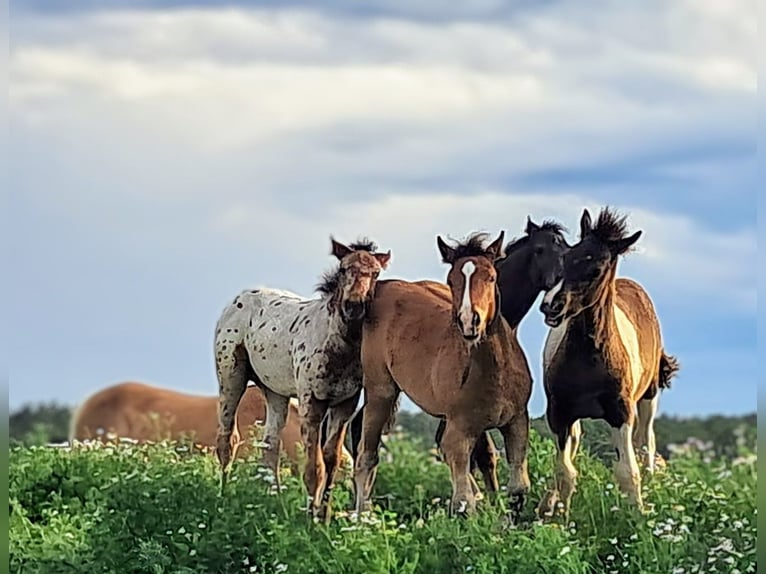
[[70, 205, 679, 525]]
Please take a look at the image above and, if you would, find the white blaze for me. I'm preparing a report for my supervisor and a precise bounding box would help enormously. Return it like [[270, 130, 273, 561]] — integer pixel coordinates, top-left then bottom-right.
[[459, 261, 476, 328], [542, 279, 563, 307], [613, 303, 644, 394]]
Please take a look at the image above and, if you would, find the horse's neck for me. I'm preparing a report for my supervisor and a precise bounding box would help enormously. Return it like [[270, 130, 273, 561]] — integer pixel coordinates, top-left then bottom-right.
[[497, 249, 540, 328], [577, 280, 617, 353], [321, 298, 363, 346]]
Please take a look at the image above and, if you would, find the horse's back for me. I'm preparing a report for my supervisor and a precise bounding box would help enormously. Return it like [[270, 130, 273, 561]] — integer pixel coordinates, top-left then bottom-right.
[[72, 381, 219, 444], [70, 381, 150, 441]]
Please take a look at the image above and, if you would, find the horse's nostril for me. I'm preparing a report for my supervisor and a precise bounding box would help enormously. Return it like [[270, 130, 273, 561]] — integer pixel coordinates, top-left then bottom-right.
[[472, 312, 480, 327]]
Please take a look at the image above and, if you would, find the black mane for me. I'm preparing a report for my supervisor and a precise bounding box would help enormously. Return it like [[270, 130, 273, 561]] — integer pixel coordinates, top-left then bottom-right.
[[502, 219, 568, 257], [538, 219, 568, 236], [448, 232, 494, 260], [348, 238, 377, 252], [591, 207, 631, 243], [315, 237, 378, 295]]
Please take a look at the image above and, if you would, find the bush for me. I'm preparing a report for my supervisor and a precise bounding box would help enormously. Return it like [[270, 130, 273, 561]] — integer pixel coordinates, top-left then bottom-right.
[[8, 429, 756, 574]]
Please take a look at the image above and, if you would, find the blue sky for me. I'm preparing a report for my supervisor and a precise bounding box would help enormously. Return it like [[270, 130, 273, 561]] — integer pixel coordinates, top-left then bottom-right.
[[8, 0, 756, 418]]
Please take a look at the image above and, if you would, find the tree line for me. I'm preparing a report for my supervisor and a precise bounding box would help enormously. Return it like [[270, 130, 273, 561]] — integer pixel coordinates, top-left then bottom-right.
[[9, 401, 755, 462]]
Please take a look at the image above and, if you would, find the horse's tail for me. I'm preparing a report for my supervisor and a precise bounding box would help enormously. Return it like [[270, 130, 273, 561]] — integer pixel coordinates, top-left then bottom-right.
[[658, 351, 680, 390]]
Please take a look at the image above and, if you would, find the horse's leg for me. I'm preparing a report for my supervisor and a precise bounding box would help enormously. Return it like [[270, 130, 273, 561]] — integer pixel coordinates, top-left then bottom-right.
[[436, 420, 492, 502], [472, 432, 500, 499], [260, 387, 290, 486], [499, 411, 531, 521], [611, 407, 643, 510], [215, 345, 249, 491], [298, 393, 328, 516], [636, 390, 660, 473], [315, 390, 361, 523], [537, 420, 579, 521], [439, 419, 478, 516], [354, 383, 399, 514]]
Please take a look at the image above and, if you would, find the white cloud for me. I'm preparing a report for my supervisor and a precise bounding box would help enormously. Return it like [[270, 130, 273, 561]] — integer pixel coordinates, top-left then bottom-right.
[[208, 189, 756, 312]]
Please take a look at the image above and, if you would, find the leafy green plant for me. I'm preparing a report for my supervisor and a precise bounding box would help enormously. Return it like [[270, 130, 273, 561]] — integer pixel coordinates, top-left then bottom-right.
[[8, 428, 756, 574]]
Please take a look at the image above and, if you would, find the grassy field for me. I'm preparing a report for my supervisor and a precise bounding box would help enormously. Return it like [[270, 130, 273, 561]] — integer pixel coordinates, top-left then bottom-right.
[[9, 428, 756, 574]]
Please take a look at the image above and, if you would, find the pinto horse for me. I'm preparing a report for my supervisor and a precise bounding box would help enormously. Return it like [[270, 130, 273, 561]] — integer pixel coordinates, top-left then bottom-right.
[[348, 216, 569, 499], [354, 232, 532, 517], [215, 237, 390, 521], [69, 381, 351, 471], [538, 207, 679, 518]]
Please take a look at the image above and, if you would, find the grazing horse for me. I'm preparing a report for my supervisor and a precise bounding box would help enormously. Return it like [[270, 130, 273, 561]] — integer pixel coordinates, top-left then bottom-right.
[[215, 237, 390, 521], [348, 216, 569, 499], [354, 232, 533, 517], [537, 207, 679, 518], [69, 382, 351, 471]]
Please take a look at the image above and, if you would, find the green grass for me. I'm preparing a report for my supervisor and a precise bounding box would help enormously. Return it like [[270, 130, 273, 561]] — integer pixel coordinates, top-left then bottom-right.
[[8, 429, 756, 574]]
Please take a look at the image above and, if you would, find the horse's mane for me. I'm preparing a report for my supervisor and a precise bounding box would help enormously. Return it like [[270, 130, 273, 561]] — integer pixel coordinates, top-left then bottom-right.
[[446, 232, 494, 260], [315, 237, 378, 295], [590, 208, 630, 244], [502, 219, 568, 257]]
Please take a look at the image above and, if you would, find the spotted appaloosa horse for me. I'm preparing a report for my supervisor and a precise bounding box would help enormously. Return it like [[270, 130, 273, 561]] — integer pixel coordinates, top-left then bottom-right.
[[538, 207, 679, 518], [214, 237, 390, 521], [354, 232, 532, 517]]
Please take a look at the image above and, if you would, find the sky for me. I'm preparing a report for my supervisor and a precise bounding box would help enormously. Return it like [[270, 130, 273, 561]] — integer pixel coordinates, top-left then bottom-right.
[[8, 0, 757, 418]]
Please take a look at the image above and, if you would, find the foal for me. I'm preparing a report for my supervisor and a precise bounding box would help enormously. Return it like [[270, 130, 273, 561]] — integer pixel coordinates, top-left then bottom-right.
[[348, 218, 568, 499], [433, 217, 569, 496], [215, 237, 390, 521], [354, 232, 532, 516], [538, 207, 679, 517]]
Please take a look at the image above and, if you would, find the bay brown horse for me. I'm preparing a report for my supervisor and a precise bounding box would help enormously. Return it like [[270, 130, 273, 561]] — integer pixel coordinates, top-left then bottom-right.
[[354, 232, 533, 516], [349, 217, 569, 499], [538, 207, 679, 518], [70, 381, 352, 472]]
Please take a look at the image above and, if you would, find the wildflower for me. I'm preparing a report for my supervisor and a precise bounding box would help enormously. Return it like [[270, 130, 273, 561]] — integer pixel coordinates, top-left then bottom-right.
[[560, 546, 571, 556], [606, 555, 615, 562], [189, 549, 197, 557], [609, 538, 618, 545], [274, 563, 288, 573]]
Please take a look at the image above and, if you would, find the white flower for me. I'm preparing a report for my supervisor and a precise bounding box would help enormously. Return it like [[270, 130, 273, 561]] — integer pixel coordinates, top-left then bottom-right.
[[275, 564, 288, 573], [560, 546, 571, 556]]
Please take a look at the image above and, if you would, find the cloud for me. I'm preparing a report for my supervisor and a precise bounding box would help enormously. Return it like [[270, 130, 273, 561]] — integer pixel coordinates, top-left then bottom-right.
[[206, 189, 755, 313], [7, 1, 756, 414]]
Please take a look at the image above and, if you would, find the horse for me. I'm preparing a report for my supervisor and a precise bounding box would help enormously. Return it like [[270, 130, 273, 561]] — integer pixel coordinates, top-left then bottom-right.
[[69, 381, 352, 472], [537, 207, 679, 518], [348, 216, 569, 499], [214, 237, 391, 522], [353, 231, 533, 517]]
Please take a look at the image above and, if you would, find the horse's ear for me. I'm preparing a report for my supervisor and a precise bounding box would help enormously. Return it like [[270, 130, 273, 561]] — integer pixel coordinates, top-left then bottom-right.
[[579, 209, 592, 238], [486, 231, 505, 261], [330, 237, 354, 260], [437, 236, 455, 264], [525, 216, 540, 235], [374, 250, 392, 269], [611, 230, 642, 255]]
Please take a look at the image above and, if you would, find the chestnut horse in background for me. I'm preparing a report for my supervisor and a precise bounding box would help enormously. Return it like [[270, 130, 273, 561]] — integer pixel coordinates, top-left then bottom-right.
[[70, 381, 351, 472], [538, 207, 679, 519], [354, 232, 532, 517]]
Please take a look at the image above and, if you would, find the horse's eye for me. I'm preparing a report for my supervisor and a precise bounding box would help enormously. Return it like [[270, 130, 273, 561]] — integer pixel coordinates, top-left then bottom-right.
[[534, 246, 544, 255], [585, 255, 593, 261]]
